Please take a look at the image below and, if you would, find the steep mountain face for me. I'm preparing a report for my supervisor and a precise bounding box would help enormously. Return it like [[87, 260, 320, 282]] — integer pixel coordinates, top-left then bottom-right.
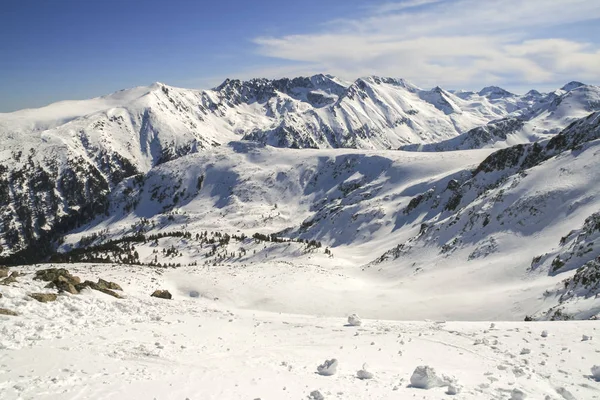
[[400, 117, 526, 152]]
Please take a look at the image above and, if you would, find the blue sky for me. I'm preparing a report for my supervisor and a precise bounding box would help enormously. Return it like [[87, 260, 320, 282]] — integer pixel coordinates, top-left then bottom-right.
[[2, 0, 599, 112]]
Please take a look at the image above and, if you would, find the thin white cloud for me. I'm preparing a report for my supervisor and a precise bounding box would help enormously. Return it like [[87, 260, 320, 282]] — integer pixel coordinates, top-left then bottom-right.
[[371, 0, 444, 14], [247, 0, 600, 91]]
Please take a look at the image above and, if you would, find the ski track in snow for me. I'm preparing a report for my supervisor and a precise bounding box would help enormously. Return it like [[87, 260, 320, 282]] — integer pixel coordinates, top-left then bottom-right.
[[1, 264, 599, 400]]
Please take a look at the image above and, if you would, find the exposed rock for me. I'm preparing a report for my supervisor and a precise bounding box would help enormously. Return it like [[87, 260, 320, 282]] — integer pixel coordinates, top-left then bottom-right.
[[0, 308, 18, 316], [55, 280, 79, 294], [96, 288, 122, 298], [76, 281, 122, 298], [0, 292, 3, 298], [97, 278, 123, 291], [29, 293, 58, 303], [35, 268, 80, 285], [151, 290, 172, 300], [0, 267, 8, 278], [1, 272, 19, 285]]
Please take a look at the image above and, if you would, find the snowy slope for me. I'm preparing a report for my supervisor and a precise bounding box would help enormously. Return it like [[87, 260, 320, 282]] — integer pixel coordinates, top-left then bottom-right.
[[1, 263, 598, 400]]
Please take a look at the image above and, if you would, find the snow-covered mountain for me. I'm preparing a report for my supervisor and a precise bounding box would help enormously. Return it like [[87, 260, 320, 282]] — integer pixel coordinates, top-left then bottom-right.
[[405, 83, 600, 152], [2, 76, 600, 321]]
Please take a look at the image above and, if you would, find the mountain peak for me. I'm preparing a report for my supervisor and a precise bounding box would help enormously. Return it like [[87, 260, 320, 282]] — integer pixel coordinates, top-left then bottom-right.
[[561, 81, 585, 91], [478, 86, 514, 98]]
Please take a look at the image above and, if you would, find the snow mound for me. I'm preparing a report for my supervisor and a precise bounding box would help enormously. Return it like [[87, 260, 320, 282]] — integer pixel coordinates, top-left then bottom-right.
[[347, 314, 362, 326], [317, 359, 338, 376], [409, 365, 448, 389]]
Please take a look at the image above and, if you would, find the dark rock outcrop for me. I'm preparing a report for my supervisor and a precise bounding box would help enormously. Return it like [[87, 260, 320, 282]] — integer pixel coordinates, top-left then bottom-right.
[[0, 308, 18, 316], [29, 293, 58, 303], [151, 290, 172, 299]]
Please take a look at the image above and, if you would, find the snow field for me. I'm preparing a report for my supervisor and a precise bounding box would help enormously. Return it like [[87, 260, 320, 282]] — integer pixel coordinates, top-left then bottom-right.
[[1, 264, 599, 399]]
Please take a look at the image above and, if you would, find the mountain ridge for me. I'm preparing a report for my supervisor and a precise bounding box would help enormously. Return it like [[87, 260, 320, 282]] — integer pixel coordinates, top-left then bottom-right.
[[2, 76, 600, 321]]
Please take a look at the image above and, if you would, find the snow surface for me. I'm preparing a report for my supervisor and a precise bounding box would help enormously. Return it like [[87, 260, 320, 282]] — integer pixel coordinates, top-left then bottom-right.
[[1, 264, 599, 400]]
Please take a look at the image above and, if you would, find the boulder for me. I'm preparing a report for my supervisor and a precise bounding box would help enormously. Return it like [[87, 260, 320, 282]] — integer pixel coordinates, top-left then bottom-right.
[[1, 272, 19, 286], [0, 308, 18, 316], [151, 290, 172, 300], [76, 281, 122, 298], [29, 293, 58, 303], [97, 278, 123, 291], [0, 267, 8, 278], [35, 268, 80, 285], [55, 280, 79, 294]]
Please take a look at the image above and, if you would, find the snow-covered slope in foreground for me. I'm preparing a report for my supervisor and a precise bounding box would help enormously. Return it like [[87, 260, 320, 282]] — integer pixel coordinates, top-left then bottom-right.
[[1, 263, 599, 400]]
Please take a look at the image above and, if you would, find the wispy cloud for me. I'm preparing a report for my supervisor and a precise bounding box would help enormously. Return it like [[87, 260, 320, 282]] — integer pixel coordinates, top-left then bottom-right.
[[371, 0, 444, 14], [247, 0, 600, 91]]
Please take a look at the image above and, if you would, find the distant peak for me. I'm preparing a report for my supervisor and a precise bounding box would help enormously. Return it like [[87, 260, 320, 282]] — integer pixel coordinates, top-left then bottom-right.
[[478, 86, 514, 98], [526, 89, 541, 96], [561, 81, 585, 91]]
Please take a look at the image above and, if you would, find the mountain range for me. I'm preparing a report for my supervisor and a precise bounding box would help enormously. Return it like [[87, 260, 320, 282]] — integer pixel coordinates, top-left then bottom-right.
[[1, 75, 600, 321]]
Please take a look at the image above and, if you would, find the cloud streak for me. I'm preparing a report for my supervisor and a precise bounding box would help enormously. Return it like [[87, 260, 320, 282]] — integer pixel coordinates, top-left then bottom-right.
[[249, 0, 600, 91]]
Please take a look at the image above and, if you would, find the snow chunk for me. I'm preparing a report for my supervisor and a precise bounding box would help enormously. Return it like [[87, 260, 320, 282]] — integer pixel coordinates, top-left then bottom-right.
[[582, 335, 592, 341], [511, 388, 527, 400], [541, 330, 548, 338], [309, 390, 324, 400], [520, 348, 531, 355], [409, 365, 446, 389], [446, 384, 461, 395], [591, 365, 600, 381], [347, 314, 362, 326], [356, 363, 374, 380], [556, 387, 576, 400], [317, 359, 338, 376]]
